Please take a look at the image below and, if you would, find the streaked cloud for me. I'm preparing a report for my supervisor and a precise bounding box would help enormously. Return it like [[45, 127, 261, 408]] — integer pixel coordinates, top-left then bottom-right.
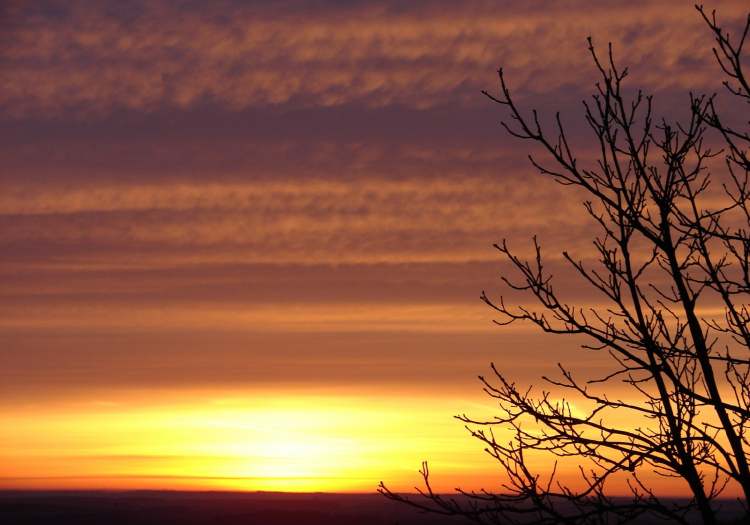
[[0, 177, 589, 268], [2, 0, 745, 117]]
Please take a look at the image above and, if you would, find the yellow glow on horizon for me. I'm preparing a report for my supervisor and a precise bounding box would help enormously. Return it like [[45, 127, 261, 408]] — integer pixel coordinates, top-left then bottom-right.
[[1, 389, 736, 497], [0, 391, 501, 493]]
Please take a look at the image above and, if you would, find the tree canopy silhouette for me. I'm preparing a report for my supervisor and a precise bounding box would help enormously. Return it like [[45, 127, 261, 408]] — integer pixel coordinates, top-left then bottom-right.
[[380, 5, 750, 525]]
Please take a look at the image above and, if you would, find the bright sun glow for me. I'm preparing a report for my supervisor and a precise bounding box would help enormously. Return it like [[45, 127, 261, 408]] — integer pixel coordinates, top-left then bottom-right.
[[0, 390, 721, 496], [0, 391, 498, 493]]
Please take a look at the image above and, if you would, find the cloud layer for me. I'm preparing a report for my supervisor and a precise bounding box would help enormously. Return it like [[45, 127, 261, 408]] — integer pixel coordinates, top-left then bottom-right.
[[2, 0, 745, 116]]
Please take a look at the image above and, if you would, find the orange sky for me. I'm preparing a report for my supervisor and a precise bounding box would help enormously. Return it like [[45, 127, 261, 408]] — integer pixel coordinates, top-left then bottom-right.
[[1, 0, 748, 495]]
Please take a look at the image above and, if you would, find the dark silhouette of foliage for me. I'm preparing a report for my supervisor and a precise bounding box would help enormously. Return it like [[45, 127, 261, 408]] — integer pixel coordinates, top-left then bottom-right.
[[380, 5, 750, 524]]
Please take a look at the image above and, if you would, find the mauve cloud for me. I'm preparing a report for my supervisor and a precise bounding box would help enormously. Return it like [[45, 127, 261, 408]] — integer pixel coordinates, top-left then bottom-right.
[[2, 0, 746, 117]]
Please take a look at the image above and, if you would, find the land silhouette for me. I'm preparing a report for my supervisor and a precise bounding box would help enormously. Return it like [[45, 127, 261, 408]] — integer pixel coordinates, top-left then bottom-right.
[[1, 491, 746, 524], [0, 491, 462, 525]]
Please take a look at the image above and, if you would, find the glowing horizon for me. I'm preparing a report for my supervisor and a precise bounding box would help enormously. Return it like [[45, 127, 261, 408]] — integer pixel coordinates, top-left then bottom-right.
[[3, 387, 735, 497], [0, 390, 501, 493]]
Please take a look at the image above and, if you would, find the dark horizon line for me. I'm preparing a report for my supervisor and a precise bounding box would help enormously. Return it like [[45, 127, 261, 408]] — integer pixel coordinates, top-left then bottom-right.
[[0, 488, 727, 502]]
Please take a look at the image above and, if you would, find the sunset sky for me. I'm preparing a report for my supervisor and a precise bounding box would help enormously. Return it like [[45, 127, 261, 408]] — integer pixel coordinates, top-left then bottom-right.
[[2, 0, 748, 494]]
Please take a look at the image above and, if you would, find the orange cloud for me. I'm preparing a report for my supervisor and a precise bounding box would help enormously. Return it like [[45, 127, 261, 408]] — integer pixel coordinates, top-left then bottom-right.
[[0, 177, 591, 269], [2, 1, 747, 116]]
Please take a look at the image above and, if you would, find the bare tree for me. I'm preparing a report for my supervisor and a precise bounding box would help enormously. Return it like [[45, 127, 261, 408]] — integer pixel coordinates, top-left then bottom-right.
[[380, 5, 750, 524]]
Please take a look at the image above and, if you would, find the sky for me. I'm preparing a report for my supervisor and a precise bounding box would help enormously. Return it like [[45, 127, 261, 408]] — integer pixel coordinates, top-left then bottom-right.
[[1, 0, 749, 494]]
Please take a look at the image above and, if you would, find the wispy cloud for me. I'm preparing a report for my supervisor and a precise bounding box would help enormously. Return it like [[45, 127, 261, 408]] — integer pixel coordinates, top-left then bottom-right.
[[2, 0, 743, 116]]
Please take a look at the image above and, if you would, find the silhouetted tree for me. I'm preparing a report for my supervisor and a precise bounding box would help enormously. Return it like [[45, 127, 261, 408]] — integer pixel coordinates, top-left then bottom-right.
[[380, 5, 750, 524]]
